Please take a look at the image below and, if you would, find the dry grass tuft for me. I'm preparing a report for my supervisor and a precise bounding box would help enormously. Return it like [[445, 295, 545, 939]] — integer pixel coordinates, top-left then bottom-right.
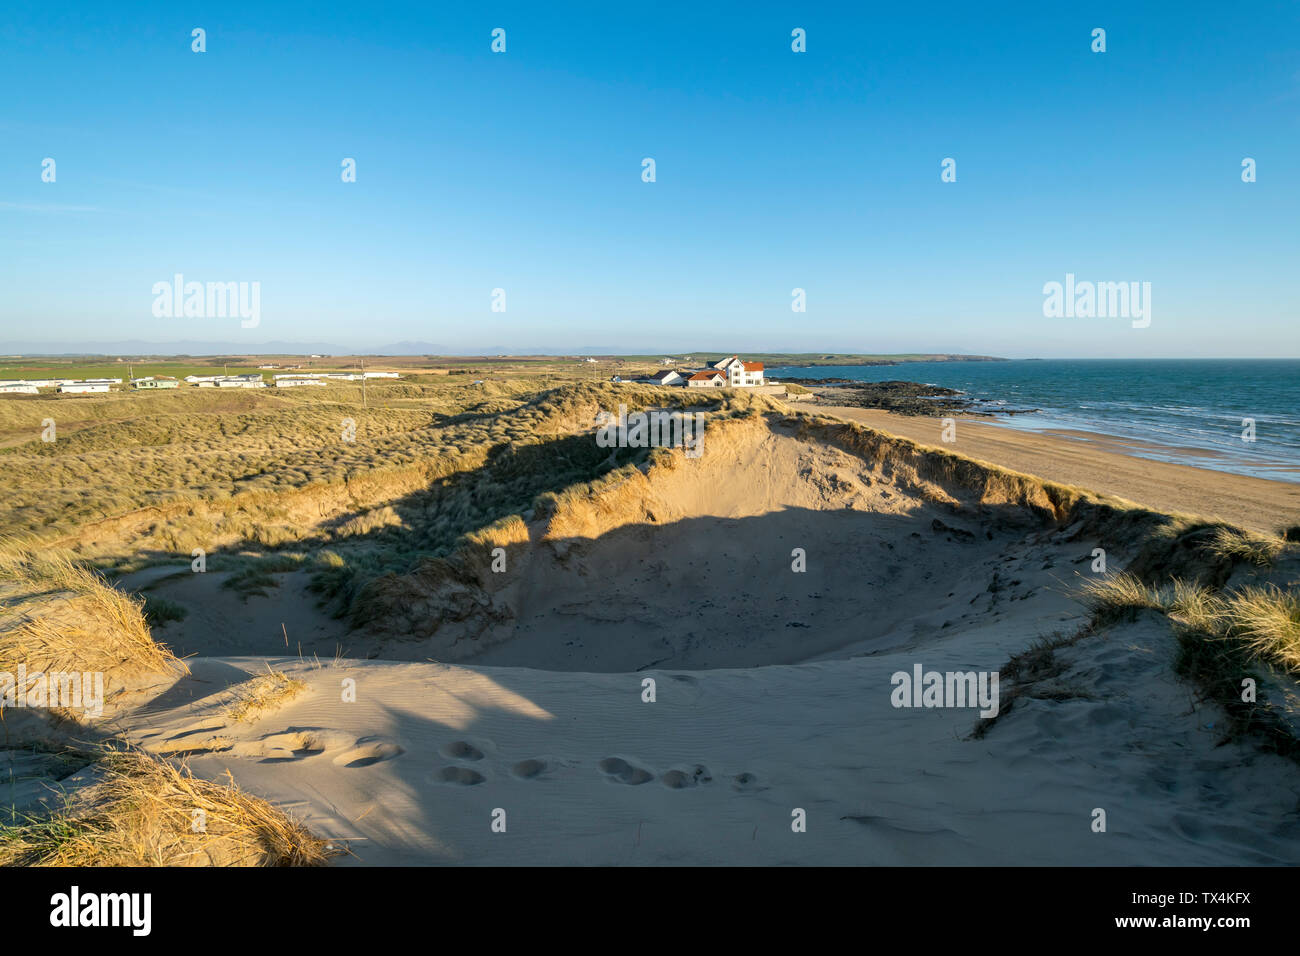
[[1159, 578, 1228, 633], [1083, 574, 1300, 676], [1223, 585, 1300, 672], [0, 544, 183, 681], [1076, 572, 1162, 624], [1206, 526, 1286, 568], [224, 666, 307, 723], [0, 749, 338, 866]]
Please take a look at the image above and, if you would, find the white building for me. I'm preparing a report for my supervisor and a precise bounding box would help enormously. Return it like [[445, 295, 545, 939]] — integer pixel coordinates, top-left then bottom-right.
[[0, 384, 38, 394], [648, 369, 684, 386], [58, 382, 110, 394], [216, 380, 265, 388], [275, 378, 326, 388], [363, 371, 400, 379], [711, 356, 765, 387], [686, 369, 727, 388], [131, 377, 179, 390]]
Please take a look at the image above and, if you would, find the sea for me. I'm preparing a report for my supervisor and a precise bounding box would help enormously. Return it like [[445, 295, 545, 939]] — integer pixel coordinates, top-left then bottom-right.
[[767, 359, 1300, 484]]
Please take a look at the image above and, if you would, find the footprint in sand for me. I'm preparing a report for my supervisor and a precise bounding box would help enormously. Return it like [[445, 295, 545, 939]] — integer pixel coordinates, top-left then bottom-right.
[[440, 740, 485, 761], [145, 722, 234, 756], [148, 737, 233, 757], [332, 736, 404, 768], [436, 766, 487, 786], [162, 722, 229, 741], [661, 764, 713, 789], [731, 772, 765, 793], [241, 732, 323, 762], [599, 757, 654, 786], [233, 728, 354, 762], [512, 758, 550, 780]]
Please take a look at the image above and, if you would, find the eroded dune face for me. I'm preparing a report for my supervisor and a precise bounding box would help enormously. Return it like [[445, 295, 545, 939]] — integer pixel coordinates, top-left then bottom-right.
[[359, 416, 1104, 670]]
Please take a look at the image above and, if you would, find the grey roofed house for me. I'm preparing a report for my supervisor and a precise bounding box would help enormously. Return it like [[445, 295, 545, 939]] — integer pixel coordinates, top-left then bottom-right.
[[649, 369, 684, 385]]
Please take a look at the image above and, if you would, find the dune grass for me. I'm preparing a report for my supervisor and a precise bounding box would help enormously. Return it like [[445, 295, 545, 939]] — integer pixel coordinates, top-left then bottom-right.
[[223, 667, 307, 723], [0, 749, 337, 866], [1078, 572, 1300, 676], [1206, 526, 1286, 568], [1075, 565, 1300, 756], [218, 553, 306, 599], [1222, 585, 1300, 672], [0, 545, 182, 680], [1, 380, 732, 571], [1077, 572, 1163, 624], [141, 595, 187, 627]]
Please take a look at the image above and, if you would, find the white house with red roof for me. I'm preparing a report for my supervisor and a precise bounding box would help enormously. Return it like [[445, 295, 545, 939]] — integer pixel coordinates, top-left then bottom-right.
[[649, 356, 767, 388], [686, 369, 727, 387], [710, 356, 765, 387]]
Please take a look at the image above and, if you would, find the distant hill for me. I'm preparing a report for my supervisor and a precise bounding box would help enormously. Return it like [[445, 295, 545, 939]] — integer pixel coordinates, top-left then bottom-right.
[[0, 340, 358, 357], [0, 340, 1008, 362]]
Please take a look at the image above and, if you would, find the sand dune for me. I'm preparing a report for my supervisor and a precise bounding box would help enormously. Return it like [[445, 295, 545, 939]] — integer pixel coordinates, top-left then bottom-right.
[[25, 408, 1286, 865], [112, 611, 1300, 865]]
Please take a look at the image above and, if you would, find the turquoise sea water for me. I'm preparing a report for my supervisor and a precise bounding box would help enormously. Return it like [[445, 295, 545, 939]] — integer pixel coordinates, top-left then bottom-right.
[[768, 360, 1300, 483]]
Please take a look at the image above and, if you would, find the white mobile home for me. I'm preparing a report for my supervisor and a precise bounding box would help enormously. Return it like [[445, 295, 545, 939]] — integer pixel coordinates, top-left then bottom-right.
[[216, 378, 265, 388], [131, 377, 179, 390], [274, 377, 326, 388], [58, 382, 110, 394], [1, 379, 60, 388]]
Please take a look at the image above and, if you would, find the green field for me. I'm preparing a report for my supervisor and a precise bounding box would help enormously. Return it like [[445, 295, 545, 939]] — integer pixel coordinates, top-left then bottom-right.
[[0, 359, 348, 381], [0, 352, 1007, 383]]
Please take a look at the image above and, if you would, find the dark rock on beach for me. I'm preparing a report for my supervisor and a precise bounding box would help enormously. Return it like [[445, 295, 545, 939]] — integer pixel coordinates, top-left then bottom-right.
[[808, 380, 1039, 417], [811, 380, 972, 415]]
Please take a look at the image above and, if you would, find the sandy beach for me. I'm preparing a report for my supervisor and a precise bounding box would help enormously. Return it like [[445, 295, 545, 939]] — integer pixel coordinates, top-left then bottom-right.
[[811, 399, 1300, 534]]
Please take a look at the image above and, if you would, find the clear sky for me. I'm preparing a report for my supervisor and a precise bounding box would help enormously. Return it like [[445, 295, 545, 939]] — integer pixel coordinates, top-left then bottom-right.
[[1, 1, 1296, 357]]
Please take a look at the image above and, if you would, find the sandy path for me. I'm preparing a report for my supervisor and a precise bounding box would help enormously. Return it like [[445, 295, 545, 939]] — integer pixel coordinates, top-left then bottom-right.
[[812, 403, 1300, 533]]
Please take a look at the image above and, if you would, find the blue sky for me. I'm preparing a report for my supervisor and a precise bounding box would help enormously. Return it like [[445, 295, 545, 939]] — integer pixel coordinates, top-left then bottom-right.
[[1, 1, 1297, 357]]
